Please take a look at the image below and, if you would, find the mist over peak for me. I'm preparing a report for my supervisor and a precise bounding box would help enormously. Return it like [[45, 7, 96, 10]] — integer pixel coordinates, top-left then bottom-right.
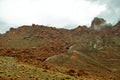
[[86, 0, 120, 24], [0, 0, 120, 33], [0, 0, 106, 33]]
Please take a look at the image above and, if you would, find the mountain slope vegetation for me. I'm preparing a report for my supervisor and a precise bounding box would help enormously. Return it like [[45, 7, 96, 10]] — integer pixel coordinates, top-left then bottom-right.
[[0, 18, 120, 80]]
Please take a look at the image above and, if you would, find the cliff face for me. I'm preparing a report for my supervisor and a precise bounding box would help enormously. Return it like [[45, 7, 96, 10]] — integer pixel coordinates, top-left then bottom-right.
[[0, 18, 120, 79]]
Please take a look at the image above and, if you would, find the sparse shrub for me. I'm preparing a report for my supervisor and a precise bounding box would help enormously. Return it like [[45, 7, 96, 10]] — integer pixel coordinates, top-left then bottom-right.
[[67, 69, 76, 76]]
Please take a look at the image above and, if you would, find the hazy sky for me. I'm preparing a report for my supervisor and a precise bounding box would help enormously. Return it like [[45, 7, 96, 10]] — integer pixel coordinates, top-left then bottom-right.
[[0, 0, 119, 33]]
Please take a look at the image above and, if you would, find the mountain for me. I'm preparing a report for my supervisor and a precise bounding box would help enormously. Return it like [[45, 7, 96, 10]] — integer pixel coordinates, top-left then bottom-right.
[[0, 18, 120, 80]]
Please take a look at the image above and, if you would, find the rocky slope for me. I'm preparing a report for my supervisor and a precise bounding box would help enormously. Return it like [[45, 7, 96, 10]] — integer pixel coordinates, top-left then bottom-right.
[[0, 17, 120, 80]]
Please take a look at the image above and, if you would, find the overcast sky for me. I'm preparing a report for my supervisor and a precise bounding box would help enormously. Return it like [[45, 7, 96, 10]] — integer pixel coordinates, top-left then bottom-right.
[[0, 0, 119, 33]]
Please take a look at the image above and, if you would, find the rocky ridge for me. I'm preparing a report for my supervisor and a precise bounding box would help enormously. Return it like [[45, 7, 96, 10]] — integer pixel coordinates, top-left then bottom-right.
[[0, 17, 120, 80]]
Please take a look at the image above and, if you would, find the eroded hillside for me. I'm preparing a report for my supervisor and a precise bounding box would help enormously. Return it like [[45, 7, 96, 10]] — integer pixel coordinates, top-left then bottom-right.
[[0, 17, 120, 80]]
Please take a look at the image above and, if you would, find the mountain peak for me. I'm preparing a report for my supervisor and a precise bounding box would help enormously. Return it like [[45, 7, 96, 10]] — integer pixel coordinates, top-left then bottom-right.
[[91, 17, 106, 30]]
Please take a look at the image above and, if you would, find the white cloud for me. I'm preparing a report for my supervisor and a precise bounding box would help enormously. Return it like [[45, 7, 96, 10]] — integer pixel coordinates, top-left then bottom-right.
[[86, 0, 120, 24], [0, 0, 106, 33]]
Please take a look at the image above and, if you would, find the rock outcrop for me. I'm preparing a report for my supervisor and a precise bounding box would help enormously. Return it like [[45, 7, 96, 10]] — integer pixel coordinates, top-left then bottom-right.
[[91, 17, 107, 30]]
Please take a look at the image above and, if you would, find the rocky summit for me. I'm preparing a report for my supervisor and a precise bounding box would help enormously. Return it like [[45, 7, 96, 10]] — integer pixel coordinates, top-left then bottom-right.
[[0, 18, 120, 80]]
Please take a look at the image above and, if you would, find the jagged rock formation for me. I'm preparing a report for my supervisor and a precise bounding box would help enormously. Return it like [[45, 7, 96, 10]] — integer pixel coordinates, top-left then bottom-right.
[[0, 18, 120, 79], [91, 17, 112, 31]]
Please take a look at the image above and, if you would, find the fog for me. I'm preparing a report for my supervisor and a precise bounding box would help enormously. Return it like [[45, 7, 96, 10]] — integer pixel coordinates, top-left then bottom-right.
[[87, 0, 120, 24]]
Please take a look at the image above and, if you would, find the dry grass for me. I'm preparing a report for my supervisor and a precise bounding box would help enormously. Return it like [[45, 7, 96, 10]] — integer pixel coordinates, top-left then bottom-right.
[[0, 56, 92, 80]]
